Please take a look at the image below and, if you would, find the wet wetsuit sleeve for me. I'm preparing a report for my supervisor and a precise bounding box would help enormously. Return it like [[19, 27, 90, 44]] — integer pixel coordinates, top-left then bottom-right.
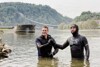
[[36, 38, 51, 48], [36, 38, 43, 48], [55, 39, 69, 50], [83, 37, 90, 60], [51, 38, 58, 56]]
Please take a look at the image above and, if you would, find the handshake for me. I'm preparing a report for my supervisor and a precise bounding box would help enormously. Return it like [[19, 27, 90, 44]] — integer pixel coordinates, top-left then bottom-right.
[[44, 39, 54, 46], [48, 39, 54, 44], [37, 38, 56, 48]]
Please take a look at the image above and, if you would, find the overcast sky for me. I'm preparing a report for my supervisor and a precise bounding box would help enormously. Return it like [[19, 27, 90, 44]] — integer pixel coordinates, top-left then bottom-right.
[[0, 0, 100, 18]]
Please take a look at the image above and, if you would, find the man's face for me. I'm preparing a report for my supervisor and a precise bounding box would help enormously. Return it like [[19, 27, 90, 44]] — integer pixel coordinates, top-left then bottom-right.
[[41, 28, 48, 36], [70, 27, 77, 34]]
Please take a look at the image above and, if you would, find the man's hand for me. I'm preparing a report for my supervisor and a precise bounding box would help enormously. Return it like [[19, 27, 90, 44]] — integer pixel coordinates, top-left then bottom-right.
[[37, 39, 52, 48], [48, 39, 53, 43], [49, 53, 53, 57], [37, 39, 54, 48], [43, 39, 52, 47]]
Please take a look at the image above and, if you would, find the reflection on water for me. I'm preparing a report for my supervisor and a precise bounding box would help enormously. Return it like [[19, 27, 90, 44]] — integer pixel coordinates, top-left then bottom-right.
[[0, 29, 100, 67], [37, 58, 58, 67], [14, 33, 35, 40], [71, 59, 90, 67]]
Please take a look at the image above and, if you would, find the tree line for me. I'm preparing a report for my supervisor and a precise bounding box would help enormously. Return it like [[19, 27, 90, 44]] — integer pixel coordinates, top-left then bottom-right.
[[0, 2, 72, 26]]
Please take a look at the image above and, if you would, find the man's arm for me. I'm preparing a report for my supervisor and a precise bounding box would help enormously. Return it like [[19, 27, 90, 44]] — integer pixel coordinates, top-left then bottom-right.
[[53, 39, 69, 50], [49, 37, 69, 50], [36, 43, 43, 48], [52, 48, 58, 56], [85, 44, 90, 60], [36, 38, 51, 48], [50, 38, 58, 56], [83, 36, 90, 60]]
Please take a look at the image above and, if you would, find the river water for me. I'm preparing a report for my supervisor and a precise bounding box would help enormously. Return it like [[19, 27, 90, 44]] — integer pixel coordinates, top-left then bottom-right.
[[0, 29, 100, 67]]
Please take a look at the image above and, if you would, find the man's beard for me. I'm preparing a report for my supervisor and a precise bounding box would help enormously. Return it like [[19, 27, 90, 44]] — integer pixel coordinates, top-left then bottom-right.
[[71, 30, 78, 37]]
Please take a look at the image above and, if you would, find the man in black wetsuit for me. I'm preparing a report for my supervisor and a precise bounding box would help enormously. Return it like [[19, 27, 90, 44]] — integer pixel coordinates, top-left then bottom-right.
[[55, 24, 90, 60], [35, 26, 58, 58]]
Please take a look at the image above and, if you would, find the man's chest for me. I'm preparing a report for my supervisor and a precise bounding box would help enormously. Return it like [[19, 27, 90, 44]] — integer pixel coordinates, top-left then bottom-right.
[[69, 37, 82, 46], [40, 39, 49, 44]]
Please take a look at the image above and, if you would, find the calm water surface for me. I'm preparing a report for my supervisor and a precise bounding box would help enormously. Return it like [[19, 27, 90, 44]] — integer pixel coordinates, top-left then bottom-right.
[[0, 29, 100, 67]]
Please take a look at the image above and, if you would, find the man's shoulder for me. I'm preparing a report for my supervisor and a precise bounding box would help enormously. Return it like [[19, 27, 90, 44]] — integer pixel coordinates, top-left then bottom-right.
[[36, 36, 42, 40], [67, 36, 72, 42], [78, 34, 87, 42], [67, 35, 86, 40], [79, 34, 86, 39]]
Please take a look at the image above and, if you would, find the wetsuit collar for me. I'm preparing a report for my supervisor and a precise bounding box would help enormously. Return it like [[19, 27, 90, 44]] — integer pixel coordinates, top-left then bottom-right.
[[72, 32, 79, 37], [40, 34, 51, 39]]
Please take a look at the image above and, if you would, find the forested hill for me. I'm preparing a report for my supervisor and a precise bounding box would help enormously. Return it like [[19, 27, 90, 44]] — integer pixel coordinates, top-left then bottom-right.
[[74, 11, 100, 22], [0, 2, 72, 26]]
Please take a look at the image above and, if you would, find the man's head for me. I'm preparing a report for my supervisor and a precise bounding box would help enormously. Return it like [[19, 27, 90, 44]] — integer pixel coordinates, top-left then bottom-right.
[[70, 24, 79, 36], [41, 26, 49, 36]]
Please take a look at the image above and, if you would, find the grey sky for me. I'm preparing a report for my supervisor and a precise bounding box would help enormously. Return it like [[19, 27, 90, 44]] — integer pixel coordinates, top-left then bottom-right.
[[0, 0, 100, 18]]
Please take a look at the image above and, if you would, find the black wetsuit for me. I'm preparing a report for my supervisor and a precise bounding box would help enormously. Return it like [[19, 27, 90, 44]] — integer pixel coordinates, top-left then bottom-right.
[[35, 35, 58, 58], [55, 24, 90, 59], [57, 34, 88, 59]]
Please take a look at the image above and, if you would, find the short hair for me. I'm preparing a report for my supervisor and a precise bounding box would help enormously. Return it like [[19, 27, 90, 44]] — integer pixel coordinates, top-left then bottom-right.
[[42, 25, 49, 30]]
